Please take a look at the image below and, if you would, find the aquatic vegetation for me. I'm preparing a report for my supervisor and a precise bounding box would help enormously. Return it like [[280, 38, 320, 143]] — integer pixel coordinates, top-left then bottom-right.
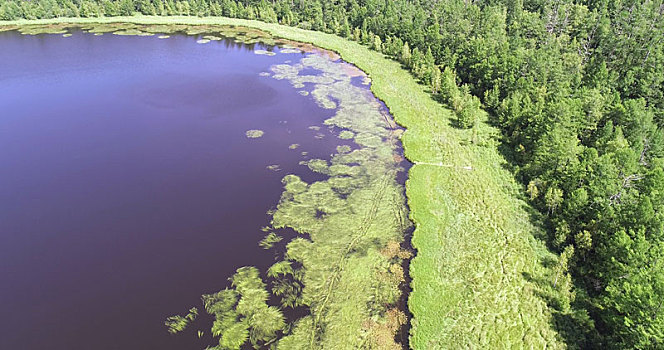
[[202, 267, 285, 349], [259, 232, 283, 249], [0, 25, 17, 32], [288, 143, 299, 150], [266, 164, 281, 171], [8, 22, 282, 49], [245, 129, 264, 138], [254, 49, 276, 56], [155, 37, 410, 349], [165, 307, 198, 334], [17, 24, 67, 35], [338, 130, 355, 140], [62, 33, 71, 37], [301, 159, 328, 174], [113, 29, 153, 36], [279, 48, 301, 54], [298, 91, 309, 96], [215, 51, 408, 349], [82, 23, 137, 34]]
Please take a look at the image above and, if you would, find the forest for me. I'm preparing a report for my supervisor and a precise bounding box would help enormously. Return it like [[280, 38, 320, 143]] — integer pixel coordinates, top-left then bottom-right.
[[2, 0, 662, 348]]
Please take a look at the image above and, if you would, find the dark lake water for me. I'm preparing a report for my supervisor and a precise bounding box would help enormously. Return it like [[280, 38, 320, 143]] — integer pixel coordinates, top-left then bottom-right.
[[0, 29, 355, 349]]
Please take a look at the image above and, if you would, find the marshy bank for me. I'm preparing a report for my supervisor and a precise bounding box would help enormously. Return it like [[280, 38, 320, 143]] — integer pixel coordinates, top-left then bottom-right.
[[0, 23, 412, 349]]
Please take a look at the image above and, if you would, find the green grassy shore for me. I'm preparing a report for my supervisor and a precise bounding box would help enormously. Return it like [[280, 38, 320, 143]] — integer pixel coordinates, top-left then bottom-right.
[[1, 16, 565, 349]]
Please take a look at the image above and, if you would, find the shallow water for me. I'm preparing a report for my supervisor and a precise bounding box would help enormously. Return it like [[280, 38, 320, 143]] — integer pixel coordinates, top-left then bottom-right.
[[0, 29, 359, 349]]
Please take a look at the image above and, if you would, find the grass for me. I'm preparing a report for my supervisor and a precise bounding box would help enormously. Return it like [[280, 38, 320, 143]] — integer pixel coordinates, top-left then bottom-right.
[[1, 16, 566, 348]]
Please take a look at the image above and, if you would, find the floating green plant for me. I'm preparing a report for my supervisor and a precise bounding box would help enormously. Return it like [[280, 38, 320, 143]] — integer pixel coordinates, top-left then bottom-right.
[[196, 39, 210, 44], [266, 164, 281, 172], [338, 130, 355, 139], [0, 25, 18, 33], [18, 24, 68, 35], [288, 144, 300, 150], [158, 35, 170, 39], [254, 49, 276, 56], [280, 48, 302, 54], [245, 130, 264, 138], [201, 267, 286, 349], [83, 23, 136, 34], [62, 33, 72, 38], [259, 232, 283, 249], [113, 29, 152, 36], [203, 35, 222, 41], [165, 307, 198, 334], [186, 50, 411, 349]]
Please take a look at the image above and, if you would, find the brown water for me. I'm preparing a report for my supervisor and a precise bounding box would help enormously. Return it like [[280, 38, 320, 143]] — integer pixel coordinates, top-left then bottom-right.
[[0, 29, 360, 349]]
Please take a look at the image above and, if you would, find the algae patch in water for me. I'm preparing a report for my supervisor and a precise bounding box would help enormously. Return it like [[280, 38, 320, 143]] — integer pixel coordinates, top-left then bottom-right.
[[254, 49, 276, 56], [165, 307, 198, 334], [245, 129, 264, 138], [259, 232, 283, 249], [280, 48, 302, 54], [17, 24, 68, 35], [203, 35, 222, 41], [11, 23, 283, 48], [113, 29, 153, 36], [338, 130, 355, 139], [173, 52, 412, 349]]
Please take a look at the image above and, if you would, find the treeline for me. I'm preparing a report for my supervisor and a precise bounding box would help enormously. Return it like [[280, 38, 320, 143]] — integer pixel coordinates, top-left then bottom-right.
[[3, 0, 663, 347]]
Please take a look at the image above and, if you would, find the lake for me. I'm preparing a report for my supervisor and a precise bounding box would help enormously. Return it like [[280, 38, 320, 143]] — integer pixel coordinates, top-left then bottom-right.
[[0, 24, 409, 349]]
